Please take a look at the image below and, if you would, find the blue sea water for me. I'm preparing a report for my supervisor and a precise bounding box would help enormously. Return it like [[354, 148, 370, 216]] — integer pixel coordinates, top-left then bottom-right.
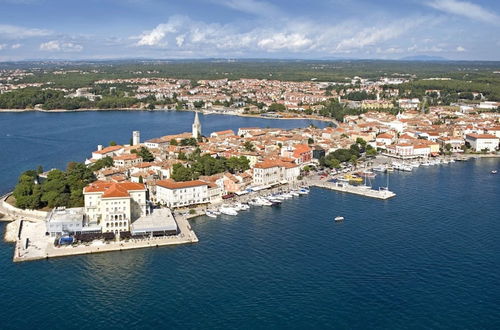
[[1, 112, 500, 329], [0, 111, 326, 195]]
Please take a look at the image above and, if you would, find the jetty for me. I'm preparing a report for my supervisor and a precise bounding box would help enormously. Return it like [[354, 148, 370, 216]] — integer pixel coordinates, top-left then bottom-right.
[[308, 179, 396, 200], [12, 214, 198, 263]]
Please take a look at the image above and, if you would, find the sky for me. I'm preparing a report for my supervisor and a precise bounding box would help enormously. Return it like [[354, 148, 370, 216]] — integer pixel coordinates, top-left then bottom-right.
[[0, 0, 499, 61]]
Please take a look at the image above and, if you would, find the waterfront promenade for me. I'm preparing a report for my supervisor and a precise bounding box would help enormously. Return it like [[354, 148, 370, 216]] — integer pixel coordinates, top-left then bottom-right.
[[12, 214, 198, 263]]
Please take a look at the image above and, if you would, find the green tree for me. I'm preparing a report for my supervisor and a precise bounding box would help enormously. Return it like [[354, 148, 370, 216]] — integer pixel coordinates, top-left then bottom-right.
[[268, 103, 286, 112], [132, 147, 154, 162], [244, 141, 255, 152], [109, 141, 117, 146]]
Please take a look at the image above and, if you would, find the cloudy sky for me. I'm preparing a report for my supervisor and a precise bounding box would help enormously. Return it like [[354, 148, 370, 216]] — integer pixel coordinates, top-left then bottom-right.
[[0, 0, 499, 61]]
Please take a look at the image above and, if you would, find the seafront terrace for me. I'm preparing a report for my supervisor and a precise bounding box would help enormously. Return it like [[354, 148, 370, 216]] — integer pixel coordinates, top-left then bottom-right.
[[12, 213, 198, 262]]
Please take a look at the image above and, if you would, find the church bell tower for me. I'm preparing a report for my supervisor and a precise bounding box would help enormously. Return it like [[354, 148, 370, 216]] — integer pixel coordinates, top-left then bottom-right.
[[192, 111, 201, 139]]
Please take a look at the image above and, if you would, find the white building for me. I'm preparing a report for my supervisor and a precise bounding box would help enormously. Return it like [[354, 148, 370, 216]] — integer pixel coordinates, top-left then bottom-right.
[[83, 181, 147, 234], [192, 111, 202, 139], [113, 154, 142, 167], [465, 134, 499, 152], [156, 179, 209, 208], [91, 145, 124, 160], [253, 159, 301, 186]]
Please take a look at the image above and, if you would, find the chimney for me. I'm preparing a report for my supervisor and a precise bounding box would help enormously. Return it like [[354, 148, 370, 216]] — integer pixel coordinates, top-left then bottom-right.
[[97, 144, 103, 151]]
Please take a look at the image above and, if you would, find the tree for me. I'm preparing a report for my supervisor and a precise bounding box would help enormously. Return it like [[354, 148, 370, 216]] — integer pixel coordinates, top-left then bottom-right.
[[170, 139, 178, 146], [109, 141, 117, 146], [308, 137, 314, 144], [171, 163, 197, 181], [445, 143, 452, 152], [133, 147, 154, 162], [244, 141, 255, 152], [147, 103, 155, 110], [268, 103, 286, 112], [90, 156, 114, 171], [138, 175, 144, 183], [180, 138, 198, 146], [41, 169, 70, 208], [37, 165, 44, 174]]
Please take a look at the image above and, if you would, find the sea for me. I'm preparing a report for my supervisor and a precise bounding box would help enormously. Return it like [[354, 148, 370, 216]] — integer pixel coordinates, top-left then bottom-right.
[[1, 111, 499, 329]]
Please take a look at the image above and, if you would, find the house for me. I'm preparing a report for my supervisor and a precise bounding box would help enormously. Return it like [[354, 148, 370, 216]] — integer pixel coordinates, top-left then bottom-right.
[[375, 132, 394, 146], [156, 179, 209, 208], [465, 134, 499, 152], [83, 181, 147, 234], [437, 137, 465, 153], [292, 144, 313, 164], [113, 154, 142, 167], [210, 130, 235, 138], [253, 159, 300, 186], [91, 145, 124, 160], [46, 207, 85, 237]]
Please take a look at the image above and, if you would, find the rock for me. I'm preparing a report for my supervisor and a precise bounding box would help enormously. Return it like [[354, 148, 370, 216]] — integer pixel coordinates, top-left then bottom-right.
[[4, 220, 19, 243]]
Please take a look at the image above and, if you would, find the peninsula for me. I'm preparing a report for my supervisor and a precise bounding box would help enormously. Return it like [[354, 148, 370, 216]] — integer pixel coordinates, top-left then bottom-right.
[[2, 104, 499, 262]]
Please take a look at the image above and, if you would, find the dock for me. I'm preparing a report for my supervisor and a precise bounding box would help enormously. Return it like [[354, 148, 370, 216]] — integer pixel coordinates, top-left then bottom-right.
[[12, 214, 198, 263], [308, 179, 396, 200]]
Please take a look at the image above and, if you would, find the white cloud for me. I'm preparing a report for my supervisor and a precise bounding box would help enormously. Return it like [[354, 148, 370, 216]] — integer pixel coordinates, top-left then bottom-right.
[[11, 43, 22, 49], [456, 45, 466, 52], [426, 0, 500, 24], [0, 43, 7, 50], [213, 0, 280, 17], [258, 33, 312, 51], [136, 16, 182, 46], [336, 19, 427, 52], [132, 14, 436, 57], [39, 40, 83, 52], [0, 24, 51, 39]]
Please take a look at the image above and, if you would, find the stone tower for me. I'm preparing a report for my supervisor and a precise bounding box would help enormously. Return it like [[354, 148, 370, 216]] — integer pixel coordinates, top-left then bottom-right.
[[132, 131, 140, 146], [192, 111, 201, 139]]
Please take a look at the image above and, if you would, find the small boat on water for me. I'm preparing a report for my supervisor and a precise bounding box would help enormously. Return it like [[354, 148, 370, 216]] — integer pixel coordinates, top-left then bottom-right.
[[386, 166, 394, 172], [205, 210, 217, 218], [248, 199, 262, 206], [492, 170, 498, 174], [290, 190, 300, 197], [298, 188, 310, 195], [219, 205, 238, 216], [334, 216, 344, 222], [372, 165, 386, 173], [344, 174, 363, 182], [256, 197, 273, 206], [357, 170, 376, 178]]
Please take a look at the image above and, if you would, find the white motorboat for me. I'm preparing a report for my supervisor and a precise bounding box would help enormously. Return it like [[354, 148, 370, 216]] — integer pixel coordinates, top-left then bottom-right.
[[372, 165, 386, 173], [257, 197, 273, 206], [290, 191, 300, 197], [334, 216, 344, 222], [281, 193, 293, 199], [248, 199, 259, 206], [205, 211, 217, 218], [219, 205, 238, 216], [298, 188, 309, 195]]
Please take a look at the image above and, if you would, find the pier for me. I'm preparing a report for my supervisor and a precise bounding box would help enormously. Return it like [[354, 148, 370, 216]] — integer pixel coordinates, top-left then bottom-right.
[[12, 214, 198, 263], [308, 179, 396, 200]]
